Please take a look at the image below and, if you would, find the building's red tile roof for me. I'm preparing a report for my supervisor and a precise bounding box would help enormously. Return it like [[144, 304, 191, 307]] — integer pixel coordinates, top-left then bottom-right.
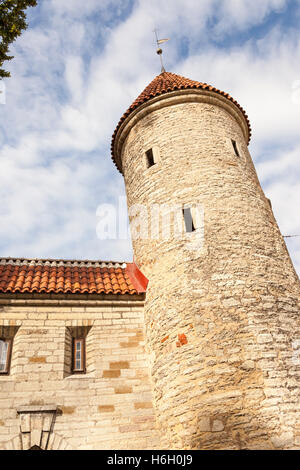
[[111, 71, 251, 173], [0, 258, 147, 296]]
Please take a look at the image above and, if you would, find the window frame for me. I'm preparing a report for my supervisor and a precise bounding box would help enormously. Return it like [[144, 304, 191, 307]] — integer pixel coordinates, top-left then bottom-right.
[[72, 337, 86, 374], [0, 338, 12, 375]]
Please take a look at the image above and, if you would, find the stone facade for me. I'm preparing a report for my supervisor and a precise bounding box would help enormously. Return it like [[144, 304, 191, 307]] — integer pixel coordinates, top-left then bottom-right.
[[115, 89, 300, 449], [0, 294, 160, 450], [1, 73, 299, 451]]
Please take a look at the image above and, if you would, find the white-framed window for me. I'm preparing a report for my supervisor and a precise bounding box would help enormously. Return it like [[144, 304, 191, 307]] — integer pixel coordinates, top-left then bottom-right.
[[72, 338, 86, 373], [0, 338, 12, 374]]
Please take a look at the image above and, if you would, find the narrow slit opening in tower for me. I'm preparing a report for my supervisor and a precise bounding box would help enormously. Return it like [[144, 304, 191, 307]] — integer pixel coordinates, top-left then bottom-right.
[[145, 148, 155, 168], [183, 207, 196, 233], [232, 139, 240, 157]]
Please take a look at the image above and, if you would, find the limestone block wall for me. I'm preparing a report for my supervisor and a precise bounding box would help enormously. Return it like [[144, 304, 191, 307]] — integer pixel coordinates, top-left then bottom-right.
[[119, 91, 300, 449], [0, 294, 160, 450]]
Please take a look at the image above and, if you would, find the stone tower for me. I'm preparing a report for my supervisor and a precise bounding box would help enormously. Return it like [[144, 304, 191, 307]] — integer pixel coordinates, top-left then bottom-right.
[[111, 72, 300, 450]]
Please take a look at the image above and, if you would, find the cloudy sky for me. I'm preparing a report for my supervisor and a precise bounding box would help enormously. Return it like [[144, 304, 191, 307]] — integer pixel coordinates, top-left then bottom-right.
[[0, 0, 299, 275]]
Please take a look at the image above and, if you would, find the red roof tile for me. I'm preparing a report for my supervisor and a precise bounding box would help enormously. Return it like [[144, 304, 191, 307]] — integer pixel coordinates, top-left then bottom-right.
[[111, 71, 251, 173], [0, 258, 147, 296]]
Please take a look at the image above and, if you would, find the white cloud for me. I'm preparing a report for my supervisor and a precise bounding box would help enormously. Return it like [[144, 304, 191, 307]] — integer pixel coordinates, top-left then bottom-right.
[[213, 0, 287, 34], [64, 56, 84, 104], [0, 0, 299, 275]]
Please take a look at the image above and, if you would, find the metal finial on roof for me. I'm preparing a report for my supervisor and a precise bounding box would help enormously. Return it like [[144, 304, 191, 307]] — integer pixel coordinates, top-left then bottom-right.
[[154, 29, 169, 73]]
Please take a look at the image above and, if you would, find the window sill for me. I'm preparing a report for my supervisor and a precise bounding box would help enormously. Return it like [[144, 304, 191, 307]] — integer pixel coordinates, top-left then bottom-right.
[[0, 374, 14, 380], [64, 372, 95, 380], [144, 163, 159, 174]]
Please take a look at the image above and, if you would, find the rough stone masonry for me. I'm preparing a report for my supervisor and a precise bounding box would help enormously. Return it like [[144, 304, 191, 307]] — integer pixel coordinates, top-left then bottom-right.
[[114, 74, 300, 450], [0, 71, 299, 450]]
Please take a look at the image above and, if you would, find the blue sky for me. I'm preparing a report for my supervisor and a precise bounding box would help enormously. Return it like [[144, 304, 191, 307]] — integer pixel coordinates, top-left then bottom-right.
[[0, 0, 299, 275]]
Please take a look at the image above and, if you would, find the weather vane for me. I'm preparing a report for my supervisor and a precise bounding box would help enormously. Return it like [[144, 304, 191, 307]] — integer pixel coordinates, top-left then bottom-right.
[[154, 29, 169, 73]]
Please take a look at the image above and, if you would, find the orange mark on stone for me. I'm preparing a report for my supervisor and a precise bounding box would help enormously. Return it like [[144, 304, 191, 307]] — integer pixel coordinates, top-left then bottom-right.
[[178, 334, 188, 346], [161, 335, 169, 343]]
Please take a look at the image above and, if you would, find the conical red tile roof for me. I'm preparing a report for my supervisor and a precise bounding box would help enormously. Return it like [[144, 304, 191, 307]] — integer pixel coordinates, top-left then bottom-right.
[[111, 72, 251, 172]]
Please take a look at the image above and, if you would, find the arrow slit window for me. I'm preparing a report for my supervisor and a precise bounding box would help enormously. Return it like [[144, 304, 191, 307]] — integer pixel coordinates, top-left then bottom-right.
[[183, 207, 196, 233], [145, 147, 160, 169], [232, 139, 240, 157], [145, 149, 155, 168]]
